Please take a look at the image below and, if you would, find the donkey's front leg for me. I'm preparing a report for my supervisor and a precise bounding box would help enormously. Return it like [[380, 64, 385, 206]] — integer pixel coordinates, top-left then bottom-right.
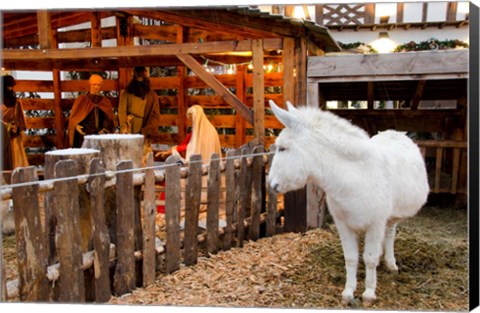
[[335, 220, 359, 305], [362, 223, 386, 305]]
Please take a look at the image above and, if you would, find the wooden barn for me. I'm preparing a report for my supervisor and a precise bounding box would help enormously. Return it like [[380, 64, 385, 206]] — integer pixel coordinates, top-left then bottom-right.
[[1, 4, 469, 204], [1, 6, 340, 164]]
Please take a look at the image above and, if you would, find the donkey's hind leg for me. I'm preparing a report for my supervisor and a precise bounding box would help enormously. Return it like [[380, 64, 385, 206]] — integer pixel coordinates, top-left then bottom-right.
[[335, 220, 359, 305], [362, 222, 386, 305], [383, 222, 399, 272]]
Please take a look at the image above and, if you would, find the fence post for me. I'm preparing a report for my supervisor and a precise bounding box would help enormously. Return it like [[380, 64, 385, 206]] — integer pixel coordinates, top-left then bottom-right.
[[223, 149, 237, 250], [53, 160, 86, 302], [207, 153, 221, 255], [249, 146, 264, 241], [88, 158, 111, 302], [11, 166, 50, 302], [236, 147, 249, 247], [1, 201, 5, 302], [266, 145, 278, 236], [113, 160, 136, 295], [165, 155, 181, 274], [284, 187, 307, 233], [142, 152, 157, 287], [184, 154, 202, 266]]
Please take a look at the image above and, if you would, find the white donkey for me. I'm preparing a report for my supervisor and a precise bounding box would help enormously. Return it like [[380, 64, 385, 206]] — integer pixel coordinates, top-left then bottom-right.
[[268, 100, 429, 305]]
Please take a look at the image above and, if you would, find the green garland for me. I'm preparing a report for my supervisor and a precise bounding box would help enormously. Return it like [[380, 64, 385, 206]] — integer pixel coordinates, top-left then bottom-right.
[[338, 38, 468, 54], [393, 38, 469, 52], [338, 41, 377, 53]]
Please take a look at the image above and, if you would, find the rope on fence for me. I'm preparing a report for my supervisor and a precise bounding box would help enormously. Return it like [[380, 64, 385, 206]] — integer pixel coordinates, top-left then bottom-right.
[[0, 150, 275, 200]]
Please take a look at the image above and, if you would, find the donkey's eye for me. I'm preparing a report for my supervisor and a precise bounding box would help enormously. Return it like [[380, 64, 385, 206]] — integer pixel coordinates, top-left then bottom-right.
[[278, 146, 287, 152]]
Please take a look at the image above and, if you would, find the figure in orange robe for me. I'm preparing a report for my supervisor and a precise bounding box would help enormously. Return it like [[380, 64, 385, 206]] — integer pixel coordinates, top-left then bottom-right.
[[67, 74, 115, 148]]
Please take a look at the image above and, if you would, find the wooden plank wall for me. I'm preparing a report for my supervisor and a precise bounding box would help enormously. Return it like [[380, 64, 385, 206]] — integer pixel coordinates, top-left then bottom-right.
[[18, 71, 285, 166]]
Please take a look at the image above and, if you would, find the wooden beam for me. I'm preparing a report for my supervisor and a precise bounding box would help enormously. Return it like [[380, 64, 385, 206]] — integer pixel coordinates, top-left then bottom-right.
[[307, 82, 319, 108], [411, 80, 427, 110], [122, 9, 286, 39], [367, 81, 374, 109], [396, 3, 404, 23], [176, 53, 253, 126], [90, 12, 102, 47], [176, 25, 187, 142], [295, 37, 308, 105], [365, 3, 375, 24], [252, 39, 265, 146], [235, 65, 247, 147], [283, 37, 295, 105], [447, 2, 458, 22], [2, 38, 283, 62], [37, 11, 53, 49], [307, 50, 469, 81]]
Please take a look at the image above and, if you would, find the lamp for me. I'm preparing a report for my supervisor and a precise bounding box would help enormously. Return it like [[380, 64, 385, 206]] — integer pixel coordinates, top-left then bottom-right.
[[379, 32, 389, 39], [372, 32, 396, 53]]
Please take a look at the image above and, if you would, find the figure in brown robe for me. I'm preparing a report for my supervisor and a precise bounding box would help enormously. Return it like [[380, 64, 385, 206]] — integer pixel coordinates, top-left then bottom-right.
[[117, 66, 161, 138], [1, 75, 29, 171], [67, 74, 115, 148]]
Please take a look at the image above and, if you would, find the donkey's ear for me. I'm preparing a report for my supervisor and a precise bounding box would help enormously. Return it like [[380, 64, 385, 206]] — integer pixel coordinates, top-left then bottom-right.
[[286, 101, 299, 114], [269, 100, 297, 129]]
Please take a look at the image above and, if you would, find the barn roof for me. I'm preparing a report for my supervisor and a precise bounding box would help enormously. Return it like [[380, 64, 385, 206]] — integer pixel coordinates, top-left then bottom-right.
[[1, 6, 341, 71]]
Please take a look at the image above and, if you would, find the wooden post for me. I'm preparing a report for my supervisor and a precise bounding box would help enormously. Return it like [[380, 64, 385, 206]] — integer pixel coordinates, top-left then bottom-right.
[[266, 145, 277, 237], [295, 36, 308, 105], [90, 11, 102, 47], [176, 25, 187, 142], [0, 176, 6, 301], [12, 166, 49, 302], [284, 186, 307, 233], [165, 155, 181, 274], [142, 153, 156, 287], [223, 149, 237, 250], [113, 161, 136, 296], [37, 11, 53, 49], [236, 147, 249, 247], [284, 36, 309, 233], [252, 39, 265, 146], [207, 153, 221, 255], [249, 146, 263, 241], [88, 158, 111, 302], [283, 38, 296, 105], [184, 154, 202, 266], [44, 148, 100, 260], [235, 65, 246, 147], [54, 160, 86, 302]]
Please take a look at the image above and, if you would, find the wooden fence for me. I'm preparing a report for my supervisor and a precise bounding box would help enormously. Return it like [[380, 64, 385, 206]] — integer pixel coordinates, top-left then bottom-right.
[[416, 140, 468, 194], [0, 145, 280, 302]]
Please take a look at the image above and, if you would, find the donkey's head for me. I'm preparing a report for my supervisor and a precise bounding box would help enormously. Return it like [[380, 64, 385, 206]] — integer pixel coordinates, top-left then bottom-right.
[[268, 100, 313, 194]]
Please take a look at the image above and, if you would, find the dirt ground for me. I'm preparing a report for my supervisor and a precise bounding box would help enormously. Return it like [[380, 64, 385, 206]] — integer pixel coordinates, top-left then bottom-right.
[[108, 198, 469, 311], [2, 197, 469, 310]]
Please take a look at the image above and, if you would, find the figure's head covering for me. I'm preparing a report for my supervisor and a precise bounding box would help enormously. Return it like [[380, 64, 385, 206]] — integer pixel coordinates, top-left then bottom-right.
[[2, 75, 16, 88], [89, 74, 103, 85], [2, 75, 17, 106], [185, 105, 222, 162]]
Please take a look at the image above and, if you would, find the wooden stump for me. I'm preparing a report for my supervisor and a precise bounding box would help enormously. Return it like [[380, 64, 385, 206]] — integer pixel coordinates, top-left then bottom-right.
[[44, 148, 100, 261], [81, 134, 144, 171], [81, 134, 145, 246]]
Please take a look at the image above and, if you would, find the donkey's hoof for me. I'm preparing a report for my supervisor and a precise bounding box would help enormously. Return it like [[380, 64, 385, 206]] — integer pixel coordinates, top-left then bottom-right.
[[341, 291, 354, 306], [362, 290, 377, 306], [385, 260, 399, 272]]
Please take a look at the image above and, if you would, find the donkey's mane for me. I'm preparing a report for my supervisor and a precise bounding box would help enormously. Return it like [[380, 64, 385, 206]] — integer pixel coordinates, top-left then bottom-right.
[[295, 106, 370, 141], [289, 106, 371, 159]]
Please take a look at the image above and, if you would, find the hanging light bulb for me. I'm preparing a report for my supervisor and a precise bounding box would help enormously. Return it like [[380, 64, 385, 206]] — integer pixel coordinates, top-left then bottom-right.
[[371, 32, 396, 53]]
